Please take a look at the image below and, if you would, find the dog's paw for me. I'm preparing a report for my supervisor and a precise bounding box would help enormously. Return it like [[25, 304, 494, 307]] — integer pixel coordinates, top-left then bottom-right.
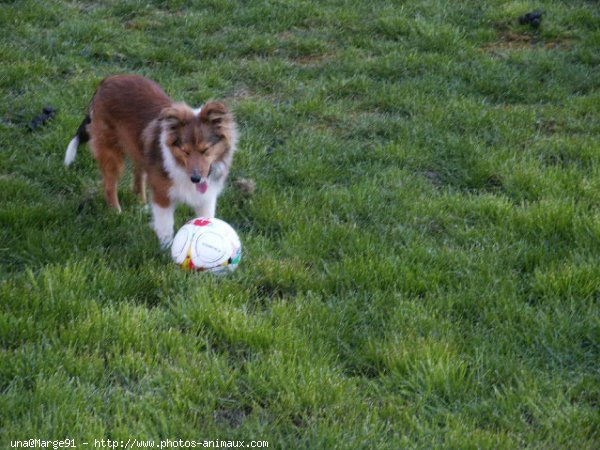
[[159, 236, 173, 251]]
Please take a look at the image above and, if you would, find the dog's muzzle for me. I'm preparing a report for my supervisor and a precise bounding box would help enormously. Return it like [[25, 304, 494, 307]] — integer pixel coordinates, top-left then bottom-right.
[[190, 166, 214, 184], [190, 172, 201, 184]]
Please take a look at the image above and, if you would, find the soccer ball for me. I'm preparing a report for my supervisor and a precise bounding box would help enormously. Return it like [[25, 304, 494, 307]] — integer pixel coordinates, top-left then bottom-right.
[[171, 217, 242, 274]]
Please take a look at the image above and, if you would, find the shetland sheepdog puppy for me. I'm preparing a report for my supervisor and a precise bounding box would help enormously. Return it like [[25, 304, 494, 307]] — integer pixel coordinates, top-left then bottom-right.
[[64, 74, 238, 248]]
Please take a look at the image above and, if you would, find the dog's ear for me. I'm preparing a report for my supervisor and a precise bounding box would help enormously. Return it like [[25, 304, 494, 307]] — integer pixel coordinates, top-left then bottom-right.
[[159, 104, 190, 130], [200, 102, 234, 138]]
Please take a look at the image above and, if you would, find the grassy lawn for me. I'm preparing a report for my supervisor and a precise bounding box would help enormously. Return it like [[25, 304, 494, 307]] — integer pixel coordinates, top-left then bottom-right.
[[1, 0, 599, 448]]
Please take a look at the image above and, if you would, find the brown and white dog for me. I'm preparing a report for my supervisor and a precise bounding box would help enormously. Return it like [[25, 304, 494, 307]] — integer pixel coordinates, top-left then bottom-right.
[[64, 74, 238, 248]]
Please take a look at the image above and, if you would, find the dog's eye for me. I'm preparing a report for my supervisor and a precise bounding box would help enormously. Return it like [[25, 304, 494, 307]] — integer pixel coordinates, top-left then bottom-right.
[[172, 138, 182, 148]]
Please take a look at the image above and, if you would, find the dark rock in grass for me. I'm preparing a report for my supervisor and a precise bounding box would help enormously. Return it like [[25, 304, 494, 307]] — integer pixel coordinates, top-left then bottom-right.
[[234, 177, 257, 196], [518, 10, 543, 28], [423, 171, 444, 187], [266, 138, 285, 155], [28, 106, 57, 131]]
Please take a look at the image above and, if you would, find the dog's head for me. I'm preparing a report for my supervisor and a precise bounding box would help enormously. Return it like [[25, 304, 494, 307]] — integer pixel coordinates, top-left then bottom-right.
[[160, 102, 237, 192]]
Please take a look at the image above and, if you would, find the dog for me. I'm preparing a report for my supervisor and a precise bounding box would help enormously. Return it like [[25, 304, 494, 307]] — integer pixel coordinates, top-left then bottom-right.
[[64, 74, 238, 248]]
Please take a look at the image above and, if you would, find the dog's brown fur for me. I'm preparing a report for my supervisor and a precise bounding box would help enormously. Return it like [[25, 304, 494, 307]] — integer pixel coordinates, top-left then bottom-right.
[[87, 74, 236, 212]]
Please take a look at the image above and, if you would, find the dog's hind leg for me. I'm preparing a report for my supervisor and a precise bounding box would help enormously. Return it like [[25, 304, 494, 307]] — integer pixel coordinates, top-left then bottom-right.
[[133, 165, 147, 204], [94, 144, 125, 213]]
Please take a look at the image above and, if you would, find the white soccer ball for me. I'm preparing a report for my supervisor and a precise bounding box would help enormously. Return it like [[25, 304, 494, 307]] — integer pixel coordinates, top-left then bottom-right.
[[171, 217, 242, 274]]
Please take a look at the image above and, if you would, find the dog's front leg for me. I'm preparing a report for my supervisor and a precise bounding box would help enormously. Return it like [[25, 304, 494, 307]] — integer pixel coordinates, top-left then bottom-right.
[[151, 202, 175, 249], [194, 195, 217, 219]]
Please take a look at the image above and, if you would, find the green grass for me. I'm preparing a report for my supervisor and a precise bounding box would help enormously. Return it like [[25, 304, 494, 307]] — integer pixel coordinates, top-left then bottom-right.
[[1, 0, 599, 448]]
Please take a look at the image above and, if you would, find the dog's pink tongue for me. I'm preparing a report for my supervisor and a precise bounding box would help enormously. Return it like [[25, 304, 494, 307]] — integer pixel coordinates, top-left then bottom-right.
[[197, 181, 208, 194]]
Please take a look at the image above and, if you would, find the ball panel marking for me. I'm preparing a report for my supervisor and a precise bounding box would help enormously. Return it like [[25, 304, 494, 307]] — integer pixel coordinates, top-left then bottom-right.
[[191, 218, 212, 227], [170, 225, 192, 264], [192, 230, 230, 266]]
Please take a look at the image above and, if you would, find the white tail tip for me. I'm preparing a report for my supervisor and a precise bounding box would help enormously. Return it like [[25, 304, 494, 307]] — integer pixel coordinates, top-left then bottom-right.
[[64, 136, 79, 166]]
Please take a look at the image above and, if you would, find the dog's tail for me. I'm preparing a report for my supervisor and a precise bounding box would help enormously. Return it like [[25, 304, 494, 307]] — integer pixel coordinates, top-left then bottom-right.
[[64, 114, 91, 166]]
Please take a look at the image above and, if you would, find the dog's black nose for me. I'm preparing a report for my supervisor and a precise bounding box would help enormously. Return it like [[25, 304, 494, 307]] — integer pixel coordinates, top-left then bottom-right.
[[190, 174, 201, 183]]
